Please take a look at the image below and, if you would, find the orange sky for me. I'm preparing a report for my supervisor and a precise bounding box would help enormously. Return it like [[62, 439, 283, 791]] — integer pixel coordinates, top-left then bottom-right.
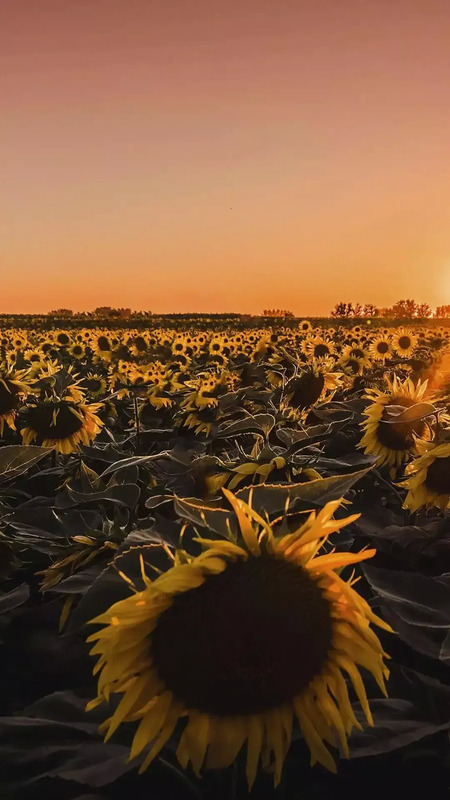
[[1, 0, 449, 315]]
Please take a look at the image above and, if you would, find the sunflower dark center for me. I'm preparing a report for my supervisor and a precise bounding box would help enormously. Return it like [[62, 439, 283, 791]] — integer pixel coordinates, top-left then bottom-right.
[[425, 456, 450, 495], [376, 342, 389, 354], [398, 336, 411, 350], [150, 555, 333, 715], [345, 359, 360, 374], [57, 333, 70, 346], [377, 398, 426, 451], [84, 378, 102, 393], [285, 373, 325, 409], [0, 380, 22, 415], [98, 337, 110, 351], [25, 402, 84, 439], [314, 344, 329, 357], [350, 348, 364, 359]]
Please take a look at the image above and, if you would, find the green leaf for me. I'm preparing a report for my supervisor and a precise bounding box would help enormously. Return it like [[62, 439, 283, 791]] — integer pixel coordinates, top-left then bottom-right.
[[216, 414, 275, 438], [234, 467, 372, 514], [59, 484, 140, 509], [0, 445, 51, 480], [174, 496, 238, 537], [382, 402, 437, 424]]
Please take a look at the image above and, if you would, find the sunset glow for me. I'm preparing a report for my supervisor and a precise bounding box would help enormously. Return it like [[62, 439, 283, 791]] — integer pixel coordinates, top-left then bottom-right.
[[1, 0, 449, 313]]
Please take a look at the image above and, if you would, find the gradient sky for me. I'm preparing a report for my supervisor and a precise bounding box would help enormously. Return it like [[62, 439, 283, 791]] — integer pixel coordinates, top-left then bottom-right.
[[1, 0, 449, 314]]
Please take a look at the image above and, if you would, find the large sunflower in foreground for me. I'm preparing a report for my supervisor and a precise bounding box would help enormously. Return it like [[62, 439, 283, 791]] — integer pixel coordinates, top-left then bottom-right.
[[87, 492, 391, 788], [359, 376, 432, 468], [20, 397, 103, 453], [401, 439, 450, 511]]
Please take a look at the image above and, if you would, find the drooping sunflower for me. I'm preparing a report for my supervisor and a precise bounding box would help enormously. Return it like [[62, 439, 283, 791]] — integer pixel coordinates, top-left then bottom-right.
[[80, 374, 108, 399], [341, 343, 371, 367], [0, 367, 30, 435], [281, 361, 342, 418], [129, 335, 149, 358], [94, 334, 113, 363], [87, 493, 391, 788], [20, 397, 103, 453], [359, 375, 432, 468], [401, 439, 450, 511], [339, 356, 366, 376]]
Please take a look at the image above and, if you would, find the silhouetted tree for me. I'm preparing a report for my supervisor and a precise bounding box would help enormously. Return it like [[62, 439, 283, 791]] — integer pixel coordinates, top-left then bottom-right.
[[416, 303, 432, 318], [48, 308, 73, 317], [434, 305, 450, 318]]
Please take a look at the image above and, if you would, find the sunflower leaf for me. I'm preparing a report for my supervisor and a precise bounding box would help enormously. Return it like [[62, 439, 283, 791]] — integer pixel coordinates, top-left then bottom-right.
[[234, 467, 372, 514], [0, 445, 52, 480]]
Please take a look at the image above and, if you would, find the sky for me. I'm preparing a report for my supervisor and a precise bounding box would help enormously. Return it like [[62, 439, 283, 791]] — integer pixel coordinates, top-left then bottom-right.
[[1, 0, 450, 315]]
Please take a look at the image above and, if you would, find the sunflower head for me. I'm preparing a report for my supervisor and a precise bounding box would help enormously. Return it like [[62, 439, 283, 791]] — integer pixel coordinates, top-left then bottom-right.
[[401, 438, 450, 511], [359, 376, 433, 468], [369, 336, 392, 362], [392, 329, 418, 358], [87, 491, 391, 787], [0, 367, 30, 435], [20, 397, 103, 453]]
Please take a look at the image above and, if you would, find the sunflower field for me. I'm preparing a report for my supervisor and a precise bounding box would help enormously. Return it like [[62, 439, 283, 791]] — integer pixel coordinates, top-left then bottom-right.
[[0, 320, 449, 800]]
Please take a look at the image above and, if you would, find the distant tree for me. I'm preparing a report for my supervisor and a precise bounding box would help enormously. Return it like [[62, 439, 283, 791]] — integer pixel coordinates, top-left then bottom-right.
[[331, 302, 353, 318], [415, 302, 432, 318], [362, 304, 380, 317], [331, 302, 380, 318], [93, 306, 112, 317], [262, 309, 294, 318], [434, 304, 450, 318], [389, 299, 419, 318], [48, 308, 73, 317], [93, 307, 132, 319]]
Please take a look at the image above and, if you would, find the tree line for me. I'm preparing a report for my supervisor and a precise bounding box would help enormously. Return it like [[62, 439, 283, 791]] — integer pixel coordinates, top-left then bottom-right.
[[330, 300, 450, 319]]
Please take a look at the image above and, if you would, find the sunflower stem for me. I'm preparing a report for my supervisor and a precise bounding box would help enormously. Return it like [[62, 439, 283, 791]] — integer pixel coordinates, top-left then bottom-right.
[[133, 395, 140, 452]]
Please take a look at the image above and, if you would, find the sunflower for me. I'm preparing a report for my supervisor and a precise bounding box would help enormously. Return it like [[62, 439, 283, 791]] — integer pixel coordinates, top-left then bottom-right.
[[87, 493, 391, 788], [392, 329, 418, 358], [298, 319, 312, 333], [302, 335, 335, 361], [401, 439, 450, 511], [341, 344, 371, 367], [24, 348, 46, 365], [359, 376, 432, 468], [94, 334, 113, 363], [54, 331, 72, 348], [129, 335, 149, 358], [20, 398, 103, 453], [282, 362, 342, 416], [80, 374, 108, 398], [68, 343, 86, 360], [369, 336, 392, 362], [339, 356, 365, 376], [0, 367, 30, 435]]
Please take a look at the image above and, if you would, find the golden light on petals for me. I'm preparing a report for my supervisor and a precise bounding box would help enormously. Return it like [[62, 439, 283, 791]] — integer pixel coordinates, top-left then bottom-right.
[[87, 492, 392, 788]]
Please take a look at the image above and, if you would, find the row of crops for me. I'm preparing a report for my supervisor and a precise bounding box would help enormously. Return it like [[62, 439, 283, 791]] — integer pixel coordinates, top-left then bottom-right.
[[0, 321, 449, 798]]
